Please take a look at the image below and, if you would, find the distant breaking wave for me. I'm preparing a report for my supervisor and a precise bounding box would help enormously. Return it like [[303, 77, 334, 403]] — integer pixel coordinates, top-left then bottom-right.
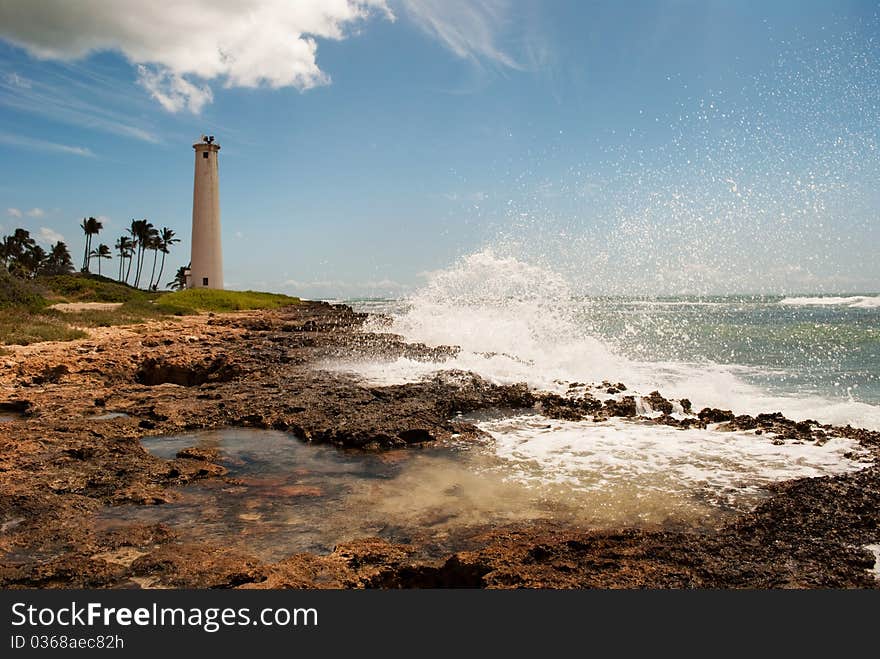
[[779, 295, 880, 309]]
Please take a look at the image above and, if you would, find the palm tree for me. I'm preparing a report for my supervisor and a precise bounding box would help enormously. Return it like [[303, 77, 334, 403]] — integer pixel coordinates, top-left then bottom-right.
[[6, 229, 36, 276], [44, 241, 74, 275], [115, 236, 134, 282], [168, 264, 189, 290], [146, 231, 161, 291], [1, 234, 18, 269], [127, 219, 151, 287], [80, 216, 103, 272], [125, 220, 141, 284], [134, 222, 159, 287], [80, 218, 89, 271], [90, 243, 112, 276], [150, 227, 179, 291], [12, 228, 36, 255], [133, 221, 157, 289], [21, 244, 46, 278]]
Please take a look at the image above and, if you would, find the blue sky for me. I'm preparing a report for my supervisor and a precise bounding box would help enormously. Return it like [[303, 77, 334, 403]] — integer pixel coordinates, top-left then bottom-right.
[[0, 0, 878, 297]]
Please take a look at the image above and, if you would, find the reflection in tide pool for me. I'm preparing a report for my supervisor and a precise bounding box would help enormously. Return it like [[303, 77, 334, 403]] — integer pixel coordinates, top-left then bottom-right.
[[97, 424, 871, 562]]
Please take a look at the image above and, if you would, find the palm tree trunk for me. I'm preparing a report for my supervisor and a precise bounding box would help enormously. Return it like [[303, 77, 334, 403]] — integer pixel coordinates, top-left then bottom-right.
[[136, 245, 147, 288], [148, 249, 158, 290], [125, 251, 134, 284], [138, 245, 146, 287], [97, 257, 101, 276], [82, 235, 89, 271], [156, 251, 167, 292], [133, 246, 142, 288]]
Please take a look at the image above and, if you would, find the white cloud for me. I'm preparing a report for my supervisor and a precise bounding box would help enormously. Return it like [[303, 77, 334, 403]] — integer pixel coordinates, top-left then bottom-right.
[[0, 131, 95, 156], [26, 207, 45, 217], [37, 227, 65, 244], [400, 0, 519, 68], [0, 0, 392, 113], [6, 207, 22, 218], [137, 65, 213, 114]]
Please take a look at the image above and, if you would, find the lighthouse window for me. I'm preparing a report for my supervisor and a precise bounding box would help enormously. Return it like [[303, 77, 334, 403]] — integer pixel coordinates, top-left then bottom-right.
[[202, 152, 209, 159], [203, 277, 209, 286]]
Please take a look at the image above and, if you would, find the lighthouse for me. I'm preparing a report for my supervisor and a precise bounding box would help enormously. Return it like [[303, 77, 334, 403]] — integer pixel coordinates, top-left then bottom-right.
[[190, 135, 223, 289]]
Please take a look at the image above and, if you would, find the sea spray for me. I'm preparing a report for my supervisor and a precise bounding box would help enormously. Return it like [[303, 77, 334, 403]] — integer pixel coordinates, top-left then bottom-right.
[[363, 248, 634, 390]]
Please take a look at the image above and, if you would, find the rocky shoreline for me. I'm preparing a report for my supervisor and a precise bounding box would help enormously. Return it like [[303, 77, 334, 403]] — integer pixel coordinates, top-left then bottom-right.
[[1, 301, 878, 588]]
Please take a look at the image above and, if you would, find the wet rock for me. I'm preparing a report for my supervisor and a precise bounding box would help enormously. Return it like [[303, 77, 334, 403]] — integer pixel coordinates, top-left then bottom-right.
[[537, 392, 602, 420], [795, 421, 813, 435], [604, 396, 637, 417], [644, 391, 673, 415], [398, 429, 434, 444], [166, 458, 227, 482], [731, 415, 758, 430], [175, 446, 221, 462], [698, 408, 735, 423]]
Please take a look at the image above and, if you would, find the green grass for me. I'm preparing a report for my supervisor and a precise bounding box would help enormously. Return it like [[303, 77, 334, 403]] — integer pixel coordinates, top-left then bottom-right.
[[58, 299, 171, 328], [155, 289, 300, 314], [0, 272, 302, 345], [37, 273, 157, 304], [0, 308, 87, 345]]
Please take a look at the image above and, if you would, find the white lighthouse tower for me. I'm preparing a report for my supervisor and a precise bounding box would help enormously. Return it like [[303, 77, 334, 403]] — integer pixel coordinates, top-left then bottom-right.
[[189, 135, 223, 289]]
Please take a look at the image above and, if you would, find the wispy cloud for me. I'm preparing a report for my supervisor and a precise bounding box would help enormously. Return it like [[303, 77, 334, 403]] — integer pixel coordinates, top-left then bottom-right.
[[25, 207, 44, 217], [6, 207, 22, 218], [0, 63, 160, 143], [399, 0, 520, 69], [4, 71, 30, 88], [37, 226, 64, 244], [0, 131, 94, 157]]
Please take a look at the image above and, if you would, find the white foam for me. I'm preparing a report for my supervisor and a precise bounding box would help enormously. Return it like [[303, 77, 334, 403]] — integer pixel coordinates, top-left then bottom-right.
[[477, 414, 872, 504], [779, 295, 880, 309]]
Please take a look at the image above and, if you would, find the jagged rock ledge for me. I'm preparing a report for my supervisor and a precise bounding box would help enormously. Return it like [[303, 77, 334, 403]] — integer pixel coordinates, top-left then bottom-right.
[[0, 301, 878, 588]]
